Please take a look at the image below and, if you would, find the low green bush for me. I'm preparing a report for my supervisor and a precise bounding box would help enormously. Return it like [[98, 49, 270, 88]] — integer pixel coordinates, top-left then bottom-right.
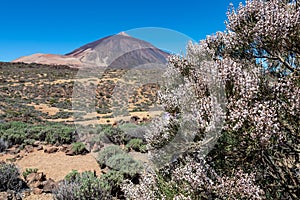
[[105, 153, 144, 177], [64, 169, 80, 182], [53, 171, 108, 200], [118, 123, 148, 142], [125, 138, 147, 153], [0, 121, 27, 144], [0, 121, 75, 146], [96, 145, 144, 198], [22, 168, 38, 179], [42, 123, 75, 144], [71, 142, 86, 155], [96, 145, 125, 168], [102, 126, 126, 145], [99, 170, 124, 197]]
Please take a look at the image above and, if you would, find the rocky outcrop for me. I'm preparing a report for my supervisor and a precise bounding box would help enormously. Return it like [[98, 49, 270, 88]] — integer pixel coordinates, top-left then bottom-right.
[[0, 191, 23, 200], [25, 172, 57, 195], [44, 146, 59, 154]]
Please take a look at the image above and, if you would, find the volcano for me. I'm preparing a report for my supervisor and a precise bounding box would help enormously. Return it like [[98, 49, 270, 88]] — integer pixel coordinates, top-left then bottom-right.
[[13, 32, 169, 68]]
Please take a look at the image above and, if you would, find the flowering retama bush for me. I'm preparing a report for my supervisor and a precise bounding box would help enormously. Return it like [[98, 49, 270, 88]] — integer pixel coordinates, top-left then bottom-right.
[[123, 1, 299, 199], [205, 1, 299, 198]]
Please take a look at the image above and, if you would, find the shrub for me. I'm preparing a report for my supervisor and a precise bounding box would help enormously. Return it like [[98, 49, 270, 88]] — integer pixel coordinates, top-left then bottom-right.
[[23, 138, 35, 145], [0, 139, 9, 152], [99, 170, 124, 197], [0, 162, 26, 192], [64, 169, 80, 182], [0, 121, 27, 145], [125, 138, 147, 153], [118, 123, 147, 141], [96, 145, 125, 168], [96, 146, 144, 198], [71, 142, 87, 155], [53, 171, 108, 200], [106, 153, 144, 177], [22, 168, 38, 179], [118, 122, 139, 130], [102, 126, 126, 145], [204, 1, 299, 198], [42, 123, 75, 144], [0, 121, 75, 146]]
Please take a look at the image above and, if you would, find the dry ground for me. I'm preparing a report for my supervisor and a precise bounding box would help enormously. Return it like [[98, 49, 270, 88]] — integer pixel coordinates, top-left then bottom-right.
[[0, 148, 101, 182]]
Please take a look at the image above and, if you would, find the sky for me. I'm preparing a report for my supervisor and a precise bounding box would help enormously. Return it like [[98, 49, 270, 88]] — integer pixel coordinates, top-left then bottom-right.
[[0, 0, 244, 62]]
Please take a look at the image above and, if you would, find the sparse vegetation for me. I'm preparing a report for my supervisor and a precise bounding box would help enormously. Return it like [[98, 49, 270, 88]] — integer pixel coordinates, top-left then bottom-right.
[[0, 121, 76, 146], [49, 111, 73, 119]]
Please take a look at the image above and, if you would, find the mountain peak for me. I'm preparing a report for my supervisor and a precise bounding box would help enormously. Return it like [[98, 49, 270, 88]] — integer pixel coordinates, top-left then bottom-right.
[[117, 31, 130, 37]]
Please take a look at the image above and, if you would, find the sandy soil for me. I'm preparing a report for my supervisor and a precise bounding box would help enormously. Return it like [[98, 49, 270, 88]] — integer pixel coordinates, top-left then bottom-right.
[[0, 148, 102, 200], [0, 149, 101, 182], [46, 110, 162, 125], [27, 103, 60, 116], [23, 193, 53, 200]]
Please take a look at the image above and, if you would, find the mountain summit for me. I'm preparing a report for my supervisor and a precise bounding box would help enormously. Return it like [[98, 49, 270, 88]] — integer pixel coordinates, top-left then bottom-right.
[[13, 32, 169, 68], [117, 31, 130, 37]]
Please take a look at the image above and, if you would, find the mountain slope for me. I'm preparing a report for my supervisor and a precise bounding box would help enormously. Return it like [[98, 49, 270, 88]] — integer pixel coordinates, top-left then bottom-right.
[[13, 53, 83, 66]]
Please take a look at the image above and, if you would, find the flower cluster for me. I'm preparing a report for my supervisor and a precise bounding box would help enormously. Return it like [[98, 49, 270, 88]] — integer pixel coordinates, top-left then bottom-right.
[[211, 169, 264, 199], [122, 158, 264, 199], [121, 171, 159, 200]]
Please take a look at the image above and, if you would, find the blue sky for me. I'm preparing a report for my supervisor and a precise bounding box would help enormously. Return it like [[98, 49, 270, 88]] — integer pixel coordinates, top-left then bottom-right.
[[0, 0, 244, 62]]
